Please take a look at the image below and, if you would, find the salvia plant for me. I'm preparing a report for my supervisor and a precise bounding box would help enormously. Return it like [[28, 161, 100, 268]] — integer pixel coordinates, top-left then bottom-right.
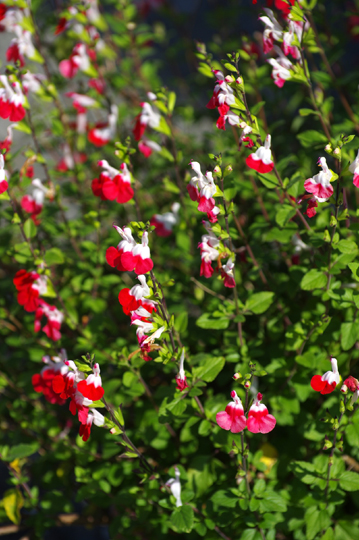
[[1, 0, 359, 538]]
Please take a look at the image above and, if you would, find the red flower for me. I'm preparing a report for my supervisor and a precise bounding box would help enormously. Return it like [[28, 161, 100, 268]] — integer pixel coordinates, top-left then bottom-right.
[[77, 363, 104, 401], [311, 358, 340, 395]]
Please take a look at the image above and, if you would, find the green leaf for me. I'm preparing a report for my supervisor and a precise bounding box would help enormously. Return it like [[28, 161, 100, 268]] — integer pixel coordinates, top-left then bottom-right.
[[223, 62, 237, 73], [13, 121, 32, 135], [23, 218, 37, 238], [336, 239, 358, 254], [259, 491, 287, 513], [198, 62, 213, 78], [170, 505, 194, 533], [340, 321, 359, 351], [299, 108, 319, 117], [300, 269, 327, 290], [168, 91, 176, 114], [276, 205, 297, 228], [240, 530, 261, 540], [210, 490, 238, 508], [196, 313, 230, 330], [4, 443, 39, 461], [339, 471, 359, 491], [297, 130, 329, 148], [192, 356, 225, 382], [44, 247, 65, 265], [245, 292, 274, 314], [335, 520, 359, 540], [0, 191, 10, 200], [305, 508, 331, 540], [154, 117, 171, 136]]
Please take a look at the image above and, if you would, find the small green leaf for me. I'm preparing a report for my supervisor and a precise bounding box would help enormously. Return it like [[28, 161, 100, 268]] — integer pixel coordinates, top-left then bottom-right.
[[192, 356, 225, 382], [170, 505, 194, 533], [300, 269, 327, 290], [245, 292, 274, 314], [23, 218, 37, 238], [341, 321, 359, 351], [44, 247, 65, 265], [3, 489, 23, 525], [4, 443, 39, 461]]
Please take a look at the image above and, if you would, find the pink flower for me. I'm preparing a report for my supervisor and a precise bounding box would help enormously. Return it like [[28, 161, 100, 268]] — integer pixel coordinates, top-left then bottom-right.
[[133, 101, 161, 141], [216, 391, 247, 433], [21, 178, 49, 224], [199, 239, 219, 278], [349, 149, 359, 188], [106, 226, 136, 271], [176, 349, 188, 392], [96, 160, 134, 203], [246, 134, 274, 174], [304, 157, 333, 202], [311, 357, 340, 395], [282, 21, 301, 60], [88, 105, 118, 147], [342, 376, 359, 393], [207, 70, 235, 111], [150, 203, 180, 237], [77, 363, 104, 401], [247, 393, 276, 434]]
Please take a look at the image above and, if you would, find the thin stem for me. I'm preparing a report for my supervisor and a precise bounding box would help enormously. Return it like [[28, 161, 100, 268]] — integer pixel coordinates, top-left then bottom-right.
[[324, 397, 347, 505], [326, 159, 342, 291]]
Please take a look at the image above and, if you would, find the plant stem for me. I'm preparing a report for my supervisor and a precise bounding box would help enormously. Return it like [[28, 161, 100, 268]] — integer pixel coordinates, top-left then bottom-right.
[[324, 397, 347, 505], [326, 159, 342, 291]]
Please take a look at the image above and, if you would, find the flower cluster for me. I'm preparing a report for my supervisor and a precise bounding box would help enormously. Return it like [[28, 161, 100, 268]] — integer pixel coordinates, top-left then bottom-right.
[[21, 178, 53, 224], [32, 350, 106, 442], [216, 391, 276, 434], [92, 160, 134, 204], [303, 157, 333, 218], [13, 269, 64, 341], [133, 94, 162, 158]]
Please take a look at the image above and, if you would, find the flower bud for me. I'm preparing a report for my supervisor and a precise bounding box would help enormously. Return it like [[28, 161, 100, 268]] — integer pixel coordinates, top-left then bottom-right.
[[224, 165, 233, 177], [336, 438, 344, 452], [323, 436, 333, 450], [213, 165, 222, 177], [325, 144, 333, 154], [340, 384, 348, 394], [233, 372, 241, 380], [333, 147, 340, 155], [244, 380, 251, 389], [236, 77, 243, 85], [340, 399, 345, 413], [224, 75, 235, 84]]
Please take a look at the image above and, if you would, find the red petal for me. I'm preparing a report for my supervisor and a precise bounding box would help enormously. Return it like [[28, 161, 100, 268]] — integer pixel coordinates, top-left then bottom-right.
[[246, 154, 274, 173], [134, 256, 153, 275], [321, 381, 336, 395], [52, 374, 65, 394], [311, 375, 326, 392], [120, 251, 137, 272]]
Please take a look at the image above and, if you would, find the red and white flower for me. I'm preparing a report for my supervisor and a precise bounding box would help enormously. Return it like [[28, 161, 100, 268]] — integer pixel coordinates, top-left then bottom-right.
[[106, 225, 136, 271], [246, 134, 274, 174], [221, 258, 236, 288], [57, 144, 86, 172], [77, 363, 105, 401], [189, 161, 217, 213], [13, 269, 47, 312], [311, 357, 340, 394], [22, 72, 46, 94], [304, 196, 318, 218], [349, 149, 359, 188], [247, 393, 276, 434], [0, 123, 17, 156], [59, 43, 93, 79], [96, 160, 134, 203], [34, 301, 64, 341], [259, 9, 283, 53], [138, 138, 161, 158], [7, 28, 36, 66], [199, 238, 220, 278], [133, 101, 161, 141], [216, 390, 247, 433], [176, 348, 188, 392], [88, 104, 118, 146], [0, 75, 26, 121], [0, 154, 8, 194], [282, 21, 301, 60], [32, 350, 69, 405], [304, 157, 333, 202], [79, 408, 105, 442], [207, 70, 235, 113], [118, 274, 151, 315], [150, 202, 180, 237], [267, 46, 293, 87], [66, 92, 98, 134], [21, 178, 50, 223]]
